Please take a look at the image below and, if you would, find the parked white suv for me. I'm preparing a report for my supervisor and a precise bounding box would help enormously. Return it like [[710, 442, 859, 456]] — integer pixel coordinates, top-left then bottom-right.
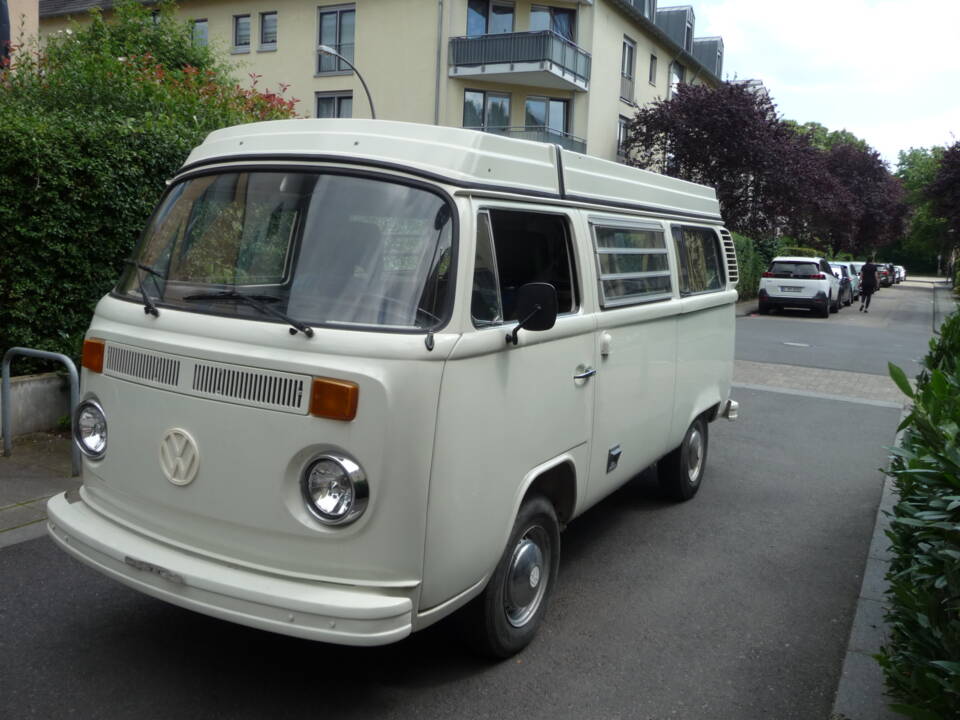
[[758, 256, 841, 318]]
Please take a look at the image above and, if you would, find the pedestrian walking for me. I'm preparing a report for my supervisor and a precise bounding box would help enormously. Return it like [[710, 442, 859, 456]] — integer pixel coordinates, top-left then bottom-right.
[[859, 257, 878, 312]]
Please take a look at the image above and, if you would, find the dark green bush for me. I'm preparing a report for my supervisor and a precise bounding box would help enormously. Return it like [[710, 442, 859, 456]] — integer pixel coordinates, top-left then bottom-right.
[[0, 0, 297, 371], [880, 310, 960, 719], [777, 244, 822, 258], [732, 232, 765, 300]]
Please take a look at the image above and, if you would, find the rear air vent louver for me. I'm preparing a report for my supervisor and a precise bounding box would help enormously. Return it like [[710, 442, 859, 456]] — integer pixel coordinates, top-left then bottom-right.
[[192, 363, 306, 411], [105, 345, 180, 387], [719, 229, 739, 285]]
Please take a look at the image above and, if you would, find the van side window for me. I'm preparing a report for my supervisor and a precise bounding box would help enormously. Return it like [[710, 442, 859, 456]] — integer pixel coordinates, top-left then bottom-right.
[[472, 209, 578, 326], [471, 211, 504, 325], [592, 222, 671, 307], [674, 225, 724, 295]]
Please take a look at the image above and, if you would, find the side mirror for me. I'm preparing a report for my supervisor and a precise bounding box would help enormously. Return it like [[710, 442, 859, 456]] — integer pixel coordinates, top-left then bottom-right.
[[506, 282, 558, 346]]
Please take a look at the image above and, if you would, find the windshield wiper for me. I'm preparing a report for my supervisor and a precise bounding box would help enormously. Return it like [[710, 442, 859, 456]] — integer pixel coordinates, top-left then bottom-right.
[[183, 291, 314, 338], [123, 259, 162, 317]]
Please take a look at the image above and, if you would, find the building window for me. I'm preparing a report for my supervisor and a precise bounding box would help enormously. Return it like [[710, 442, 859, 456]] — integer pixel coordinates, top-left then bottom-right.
[[233, 15, 251, 53], [316, 92, 353, 118], [525, 96, 569, 136], [529, 5, 575, 41], [317, 4, 355, 73], [648, 53, 657, 85], [617, 115, 630, 158], [467, 0, 514, 36], [464, 90, 511, 130], [593, 222, 672, 307], [668, 61, 685, 98], [620, 37, 636, 103], [684, 20, 693, 52], [192, 18, 208, 47], [260, 12, 278, 50]]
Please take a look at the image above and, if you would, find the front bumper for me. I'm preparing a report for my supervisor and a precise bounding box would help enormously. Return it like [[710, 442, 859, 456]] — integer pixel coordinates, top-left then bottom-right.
[[46, 491, 414, 645]]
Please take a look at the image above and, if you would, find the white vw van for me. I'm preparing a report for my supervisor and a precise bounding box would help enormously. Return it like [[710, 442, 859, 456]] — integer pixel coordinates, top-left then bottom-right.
[[48, 119, 738, 657]]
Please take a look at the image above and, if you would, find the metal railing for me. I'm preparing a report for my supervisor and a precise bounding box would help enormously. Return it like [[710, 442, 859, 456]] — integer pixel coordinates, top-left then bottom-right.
[[468, 125, 586, 153], [620, 74, 635, 103], [449, 30, 592, 86], [2, 347, 80, 476]]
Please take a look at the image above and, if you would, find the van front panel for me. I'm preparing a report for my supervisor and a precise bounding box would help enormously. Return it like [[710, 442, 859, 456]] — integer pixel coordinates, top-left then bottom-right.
[[76, 305, 445, 587]]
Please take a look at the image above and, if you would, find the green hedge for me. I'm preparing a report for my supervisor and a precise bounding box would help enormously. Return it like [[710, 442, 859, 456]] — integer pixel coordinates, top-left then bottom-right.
[[777, 245, 821, 258], [0, 0, 296, 371], [733, 233, 766, 300], [879, 310, 960, 719]]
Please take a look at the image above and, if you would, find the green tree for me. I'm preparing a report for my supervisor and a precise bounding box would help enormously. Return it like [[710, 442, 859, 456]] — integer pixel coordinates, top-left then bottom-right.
[[0, 0, 298, 367], [892, 147, 947, 273]]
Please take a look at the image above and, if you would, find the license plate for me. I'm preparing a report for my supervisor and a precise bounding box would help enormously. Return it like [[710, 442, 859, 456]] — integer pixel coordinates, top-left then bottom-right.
[[781, 286, 802, 293]]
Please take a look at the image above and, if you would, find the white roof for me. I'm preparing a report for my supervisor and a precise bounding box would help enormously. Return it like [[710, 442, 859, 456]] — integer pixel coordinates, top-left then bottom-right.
[[773, 255, 824, 263], [182, 119, 722, 221]]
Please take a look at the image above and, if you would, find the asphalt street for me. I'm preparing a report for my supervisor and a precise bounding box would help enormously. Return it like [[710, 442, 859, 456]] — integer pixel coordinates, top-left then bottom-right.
[[0, 279, 941, 720]]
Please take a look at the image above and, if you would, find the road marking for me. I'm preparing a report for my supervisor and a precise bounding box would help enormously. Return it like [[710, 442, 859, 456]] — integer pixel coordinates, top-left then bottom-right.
[[782, 342, 811, 347], [732, 383, 903, 408]]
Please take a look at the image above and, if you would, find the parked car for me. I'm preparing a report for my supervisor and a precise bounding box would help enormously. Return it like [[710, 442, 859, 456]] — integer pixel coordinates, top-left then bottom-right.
[[46, 119, 740, 658], [843, 261, 861, 300], [758, 255, 841, 317], [829, 263, 855, 306], [894, 265, 905, 283], [878, 264, 893, 287], [898, 265, 907, 282]]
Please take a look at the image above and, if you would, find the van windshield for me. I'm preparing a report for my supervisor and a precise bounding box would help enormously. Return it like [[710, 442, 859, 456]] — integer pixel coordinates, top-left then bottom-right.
[[117, 171, 455, 331]]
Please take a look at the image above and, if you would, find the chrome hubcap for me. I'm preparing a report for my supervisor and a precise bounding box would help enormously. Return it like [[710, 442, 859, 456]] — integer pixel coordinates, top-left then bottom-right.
[[685, 427, 704, 485], [504, 526, 549, 628]]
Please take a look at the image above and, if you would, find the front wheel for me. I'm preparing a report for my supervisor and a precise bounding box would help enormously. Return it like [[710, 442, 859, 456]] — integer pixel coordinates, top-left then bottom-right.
[[658, 416, 708, 501], [466, 495, 560, 658]]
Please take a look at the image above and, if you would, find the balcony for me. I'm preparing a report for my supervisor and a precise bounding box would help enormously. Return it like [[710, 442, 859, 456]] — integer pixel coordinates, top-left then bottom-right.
[[449, 31, 591, 92], [468, 126, 587, 154]]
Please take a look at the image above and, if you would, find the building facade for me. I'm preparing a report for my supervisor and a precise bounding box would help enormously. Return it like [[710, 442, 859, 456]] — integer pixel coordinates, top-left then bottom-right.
[[39, 0, 724, 161]]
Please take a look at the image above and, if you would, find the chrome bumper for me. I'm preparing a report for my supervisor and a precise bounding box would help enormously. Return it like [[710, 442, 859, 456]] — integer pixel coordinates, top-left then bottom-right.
[[721, 399, 739, 421]]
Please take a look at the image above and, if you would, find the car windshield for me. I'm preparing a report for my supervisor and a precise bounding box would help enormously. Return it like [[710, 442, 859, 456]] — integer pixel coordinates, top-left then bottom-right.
[[768, 261, 819, 278], [117, 171, 455, 331]]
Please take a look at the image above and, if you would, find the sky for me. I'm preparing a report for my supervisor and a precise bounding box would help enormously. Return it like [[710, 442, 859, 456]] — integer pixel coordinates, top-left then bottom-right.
[[688, 0, 960, 169]]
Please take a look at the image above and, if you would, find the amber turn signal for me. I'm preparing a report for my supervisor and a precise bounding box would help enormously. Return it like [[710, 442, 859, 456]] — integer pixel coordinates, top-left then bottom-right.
[[81, 338, 106, 373], [309, 377, 358, 421]]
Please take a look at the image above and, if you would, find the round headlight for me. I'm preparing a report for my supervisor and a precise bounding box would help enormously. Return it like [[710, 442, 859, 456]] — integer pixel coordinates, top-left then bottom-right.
[[301, 453, 368, 526], [74, 400, 107, 459]]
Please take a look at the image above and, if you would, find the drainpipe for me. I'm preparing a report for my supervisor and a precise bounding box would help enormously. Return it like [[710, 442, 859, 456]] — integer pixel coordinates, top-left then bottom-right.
[[434, 0, 443, 125]]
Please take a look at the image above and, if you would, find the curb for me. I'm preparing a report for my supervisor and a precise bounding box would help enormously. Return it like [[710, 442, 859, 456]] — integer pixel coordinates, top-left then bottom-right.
[[830, 406, 909, 720]]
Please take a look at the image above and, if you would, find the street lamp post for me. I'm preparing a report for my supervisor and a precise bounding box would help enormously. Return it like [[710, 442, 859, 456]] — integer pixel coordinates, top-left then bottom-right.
[[317, 44, 377, 120]]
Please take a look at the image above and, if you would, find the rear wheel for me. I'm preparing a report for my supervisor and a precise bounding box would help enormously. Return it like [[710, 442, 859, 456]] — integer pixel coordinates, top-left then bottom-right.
[[758, 301, 770, 315], [465, 495, 560, 658], [830, 292, 840, 313], [658, 416, 708, 501], [819, 298, 830, 318]]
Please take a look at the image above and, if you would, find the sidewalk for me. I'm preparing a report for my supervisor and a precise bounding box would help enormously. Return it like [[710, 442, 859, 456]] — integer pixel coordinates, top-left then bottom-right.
[[0, 433, 79, 548]]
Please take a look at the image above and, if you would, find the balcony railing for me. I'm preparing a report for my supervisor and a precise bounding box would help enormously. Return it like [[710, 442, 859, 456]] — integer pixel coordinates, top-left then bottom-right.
[[467, 125, 586, 154], [620, 74, 635, 103], [449, 30, 591, 89]]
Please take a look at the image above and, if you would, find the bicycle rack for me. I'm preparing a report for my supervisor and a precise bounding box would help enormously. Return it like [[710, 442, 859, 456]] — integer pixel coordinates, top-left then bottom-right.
[[2, 347, 80, 477]]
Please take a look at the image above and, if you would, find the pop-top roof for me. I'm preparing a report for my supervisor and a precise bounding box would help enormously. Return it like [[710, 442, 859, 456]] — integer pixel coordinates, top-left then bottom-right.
[[181, 119, 722, 222]]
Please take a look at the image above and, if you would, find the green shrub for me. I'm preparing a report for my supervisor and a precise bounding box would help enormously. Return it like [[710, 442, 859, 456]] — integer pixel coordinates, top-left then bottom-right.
[[0, 0, 297, 371], [778, 245, 821, 258], [879, 310, 960, 719], [732, 233, 765, 300]]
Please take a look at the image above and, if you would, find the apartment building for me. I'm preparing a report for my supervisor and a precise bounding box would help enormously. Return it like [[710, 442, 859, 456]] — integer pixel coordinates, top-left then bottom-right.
[[39, 0, 724, 161]]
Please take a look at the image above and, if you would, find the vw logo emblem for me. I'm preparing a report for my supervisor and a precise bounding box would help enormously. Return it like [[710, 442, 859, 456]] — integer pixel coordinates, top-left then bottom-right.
[[159, 429, 200, 486]]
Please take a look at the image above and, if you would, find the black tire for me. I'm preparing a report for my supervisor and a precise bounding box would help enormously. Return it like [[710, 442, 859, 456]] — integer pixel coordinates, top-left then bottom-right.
[[819, 298, 830, 318], [658, 415, 708, 501], [758, 301, 770, 315], [830, 292, 839, 313], [844, 288, 853, 306], [465, 494, 560, 658]]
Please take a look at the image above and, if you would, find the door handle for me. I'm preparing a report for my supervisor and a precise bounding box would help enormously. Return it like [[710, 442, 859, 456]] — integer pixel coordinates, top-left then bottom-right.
[[573, 366, 597, 381]]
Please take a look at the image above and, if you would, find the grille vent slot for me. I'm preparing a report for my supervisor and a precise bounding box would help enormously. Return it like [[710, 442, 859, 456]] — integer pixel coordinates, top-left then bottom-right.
[[105, 345, 180, 386], [719, 229, 739, 285], [192, 364, 305, 410]]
